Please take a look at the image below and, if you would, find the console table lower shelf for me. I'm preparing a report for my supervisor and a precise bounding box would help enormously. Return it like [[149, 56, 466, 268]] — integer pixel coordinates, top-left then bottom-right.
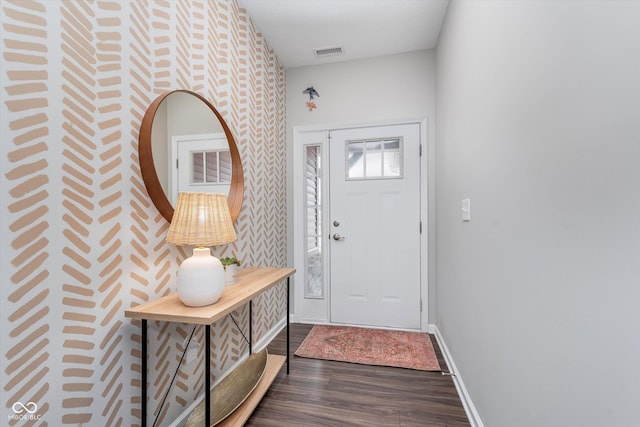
[[184, 351, 286, 427]]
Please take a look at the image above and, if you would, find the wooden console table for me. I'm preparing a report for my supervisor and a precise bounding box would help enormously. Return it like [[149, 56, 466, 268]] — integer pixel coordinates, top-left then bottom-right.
[[125, 266, 295, 427]]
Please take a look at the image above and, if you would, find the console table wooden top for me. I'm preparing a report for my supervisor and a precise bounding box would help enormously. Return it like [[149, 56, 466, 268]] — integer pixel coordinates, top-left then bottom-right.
[[125, 266, 295, 325]]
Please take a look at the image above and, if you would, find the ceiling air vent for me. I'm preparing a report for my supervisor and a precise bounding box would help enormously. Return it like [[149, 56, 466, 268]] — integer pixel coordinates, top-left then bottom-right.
[[314, 46, 344, 58]]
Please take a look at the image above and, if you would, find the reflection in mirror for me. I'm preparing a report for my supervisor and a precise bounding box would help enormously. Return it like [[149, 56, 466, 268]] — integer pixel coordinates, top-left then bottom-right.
[[151, 92, 229, 205], [177, 134, 232, 204], [139, 90, 243, 223]]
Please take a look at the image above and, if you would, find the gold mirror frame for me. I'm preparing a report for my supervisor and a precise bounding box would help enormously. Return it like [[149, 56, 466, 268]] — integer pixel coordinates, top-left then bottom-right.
[[139, 90, 244, 223]]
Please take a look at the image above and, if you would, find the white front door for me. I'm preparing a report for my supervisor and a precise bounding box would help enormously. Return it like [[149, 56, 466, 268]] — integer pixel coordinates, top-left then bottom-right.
[[329, 124, 421, 329]]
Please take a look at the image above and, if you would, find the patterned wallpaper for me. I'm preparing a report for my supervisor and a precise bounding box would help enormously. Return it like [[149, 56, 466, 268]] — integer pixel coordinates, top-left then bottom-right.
[[0, 1, 286, 426]]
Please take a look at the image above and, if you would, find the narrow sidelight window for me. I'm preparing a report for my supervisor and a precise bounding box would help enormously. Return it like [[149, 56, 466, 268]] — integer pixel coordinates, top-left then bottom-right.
[[304, 145, 324, 299]]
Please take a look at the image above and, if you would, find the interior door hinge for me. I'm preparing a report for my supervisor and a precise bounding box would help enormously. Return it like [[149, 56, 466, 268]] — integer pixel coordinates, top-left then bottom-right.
[[420, 299, 423, 312], [419, 144, 422, 157], [419, 221, 422, 234]]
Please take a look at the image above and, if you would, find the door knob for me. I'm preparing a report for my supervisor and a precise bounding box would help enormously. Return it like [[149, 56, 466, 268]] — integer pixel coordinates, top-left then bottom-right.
[[333, 233, 345, 241]]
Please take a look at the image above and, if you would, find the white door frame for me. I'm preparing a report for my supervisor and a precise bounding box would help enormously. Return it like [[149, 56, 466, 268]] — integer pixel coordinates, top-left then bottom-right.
[[292, 118, 429, 332]]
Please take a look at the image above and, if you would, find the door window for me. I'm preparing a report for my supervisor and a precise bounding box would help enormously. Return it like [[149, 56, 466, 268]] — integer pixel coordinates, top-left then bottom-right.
[[346, 138, 402, 179]]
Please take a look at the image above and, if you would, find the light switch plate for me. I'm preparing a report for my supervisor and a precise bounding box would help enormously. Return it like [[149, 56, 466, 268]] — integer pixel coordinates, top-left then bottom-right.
[[462, 198, 471, 222]]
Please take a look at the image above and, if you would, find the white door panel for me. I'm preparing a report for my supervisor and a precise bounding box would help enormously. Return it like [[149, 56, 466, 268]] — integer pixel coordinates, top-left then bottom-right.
[[329, 123, 421, 329]]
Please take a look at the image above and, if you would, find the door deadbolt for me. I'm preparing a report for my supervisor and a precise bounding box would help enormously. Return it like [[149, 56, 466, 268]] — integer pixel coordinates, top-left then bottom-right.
[[333, 220, 340, 227]]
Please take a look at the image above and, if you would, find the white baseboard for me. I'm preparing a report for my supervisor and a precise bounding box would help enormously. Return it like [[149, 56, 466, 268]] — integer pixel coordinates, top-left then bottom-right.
[[430, 324, 485, 427], [254, 315, 287, 352], [297, 317, 330, 325]]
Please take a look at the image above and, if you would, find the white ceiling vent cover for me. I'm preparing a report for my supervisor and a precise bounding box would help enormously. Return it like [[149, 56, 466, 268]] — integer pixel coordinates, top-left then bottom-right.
[[314, 46, 344, 57]]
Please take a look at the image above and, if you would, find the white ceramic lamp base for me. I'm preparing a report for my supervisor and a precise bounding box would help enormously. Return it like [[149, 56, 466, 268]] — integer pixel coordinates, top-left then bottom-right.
[[176, 247, 225, 307]]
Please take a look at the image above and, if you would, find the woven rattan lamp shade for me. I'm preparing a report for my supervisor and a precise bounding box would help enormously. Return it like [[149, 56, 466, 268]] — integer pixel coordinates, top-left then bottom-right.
[[166, 192, 237, 246]]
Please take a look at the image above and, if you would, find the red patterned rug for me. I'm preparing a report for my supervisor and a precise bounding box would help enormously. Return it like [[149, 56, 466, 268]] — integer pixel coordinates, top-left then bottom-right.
[[295, 325, 441, 371]]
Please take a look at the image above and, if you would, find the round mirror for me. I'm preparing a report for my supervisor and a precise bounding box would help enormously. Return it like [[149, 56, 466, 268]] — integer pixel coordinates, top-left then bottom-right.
[[139, 90, 243, 223]]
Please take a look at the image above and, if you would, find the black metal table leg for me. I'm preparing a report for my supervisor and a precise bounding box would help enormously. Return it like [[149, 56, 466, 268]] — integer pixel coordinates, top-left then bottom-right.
[[249, 300, 253, 354], [142, 319, 147, 427], [287, 277, 290, 375], [205, 325, 211, 426]]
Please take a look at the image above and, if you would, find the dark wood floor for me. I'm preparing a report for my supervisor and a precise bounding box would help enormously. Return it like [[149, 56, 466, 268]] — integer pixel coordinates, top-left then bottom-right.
[[246, 324, 470, 427]]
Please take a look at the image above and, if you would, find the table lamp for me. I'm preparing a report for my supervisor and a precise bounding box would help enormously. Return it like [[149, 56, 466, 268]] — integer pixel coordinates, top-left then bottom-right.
[[166, 192, 237, 306]]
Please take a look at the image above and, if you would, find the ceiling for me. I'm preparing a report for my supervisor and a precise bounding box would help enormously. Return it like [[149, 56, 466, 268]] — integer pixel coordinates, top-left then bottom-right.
[[238, 0, 450, 69]]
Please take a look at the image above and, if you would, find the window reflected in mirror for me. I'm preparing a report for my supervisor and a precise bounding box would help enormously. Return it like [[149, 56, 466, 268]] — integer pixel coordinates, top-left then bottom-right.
[[191, 150, 232, 184], [174, 133, 230, 205]]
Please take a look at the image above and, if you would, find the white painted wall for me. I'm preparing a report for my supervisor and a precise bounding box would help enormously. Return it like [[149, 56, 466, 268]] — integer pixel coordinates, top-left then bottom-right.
[[285, 50, 438, 323], [286, 50, 435, 128], [436, 1, 640, 426]]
